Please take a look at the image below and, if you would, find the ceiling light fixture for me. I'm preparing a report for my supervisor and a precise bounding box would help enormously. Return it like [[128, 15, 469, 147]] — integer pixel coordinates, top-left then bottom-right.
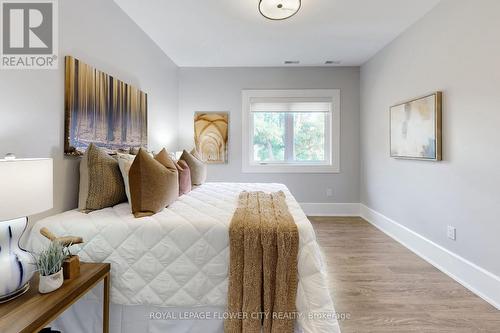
[[259, 0, 301, 20]]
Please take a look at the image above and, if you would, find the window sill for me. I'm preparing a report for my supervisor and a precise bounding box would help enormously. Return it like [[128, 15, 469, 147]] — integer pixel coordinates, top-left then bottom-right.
[[242, 164, 340, 174]]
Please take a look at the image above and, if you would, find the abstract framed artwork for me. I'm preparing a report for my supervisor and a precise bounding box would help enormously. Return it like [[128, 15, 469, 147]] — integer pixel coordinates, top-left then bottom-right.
[[194, 112, 229, 164], [64, 56, 148, 156], [390, 92, 442, 161]]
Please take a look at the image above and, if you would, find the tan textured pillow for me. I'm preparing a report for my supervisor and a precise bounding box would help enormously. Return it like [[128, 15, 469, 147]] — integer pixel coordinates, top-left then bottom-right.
[[180, 149, 207, 186], [129, 148, 179, 218], [78, 144, 127, 212]]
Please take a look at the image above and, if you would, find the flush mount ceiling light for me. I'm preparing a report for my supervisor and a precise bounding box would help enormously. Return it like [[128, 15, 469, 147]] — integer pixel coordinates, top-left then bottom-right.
[[259, 0, 301, 20]]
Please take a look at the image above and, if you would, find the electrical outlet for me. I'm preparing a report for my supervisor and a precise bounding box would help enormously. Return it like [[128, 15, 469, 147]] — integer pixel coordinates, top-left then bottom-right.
[[326, 188, 333, 197], [447, 226, 456, 241]]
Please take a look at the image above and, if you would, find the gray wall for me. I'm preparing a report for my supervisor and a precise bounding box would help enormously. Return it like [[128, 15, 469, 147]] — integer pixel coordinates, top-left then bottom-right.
[[178, 67, 360, 203], [360, 0, 500, 275], [0, 0, 179, 220]]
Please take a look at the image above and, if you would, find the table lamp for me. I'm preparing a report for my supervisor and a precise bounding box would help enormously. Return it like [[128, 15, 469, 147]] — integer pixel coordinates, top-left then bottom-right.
[[0, 154, 53, 302]]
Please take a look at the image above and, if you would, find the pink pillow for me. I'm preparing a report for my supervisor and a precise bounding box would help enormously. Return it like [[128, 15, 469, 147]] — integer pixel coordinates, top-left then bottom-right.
[[176, 160, 192, 196]]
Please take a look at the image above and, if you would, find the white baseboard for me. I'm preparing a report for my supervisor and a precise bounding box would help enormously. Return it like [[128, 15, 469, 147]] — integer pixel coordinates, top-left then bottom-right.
[[300, 203, 360, 216], [360, 204, 500, 310]]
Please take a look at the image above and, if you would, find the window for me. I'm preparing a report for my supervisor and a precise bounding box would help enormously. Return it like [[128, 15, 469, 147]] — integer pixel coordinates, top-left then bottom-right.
[[242, 89, 340, 173], [251, 103, 330, 164]]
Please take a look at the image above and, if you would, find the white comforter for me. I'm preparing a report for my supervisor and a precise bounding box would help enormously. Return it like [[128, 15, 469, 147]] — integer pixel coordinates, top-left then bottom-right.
[[28, 183, 340, 333]]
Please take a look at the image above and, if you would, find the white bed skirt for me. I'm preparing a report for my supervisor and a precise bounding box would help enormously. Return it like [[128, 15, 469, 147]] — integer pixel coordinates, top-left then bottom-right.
[[50, 282, 304, 333]]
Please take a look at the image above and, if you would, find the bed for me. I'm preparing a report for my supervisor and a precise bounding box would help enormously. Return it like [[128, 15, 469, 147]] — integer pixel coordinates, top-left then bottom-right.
[[28, 183, 340, 333]]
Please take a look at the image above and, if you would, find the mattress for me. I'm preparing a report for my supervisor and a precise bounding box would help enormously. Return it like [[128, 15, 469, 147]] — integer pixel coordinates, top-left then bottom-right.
[[28, 183, 340, 333]]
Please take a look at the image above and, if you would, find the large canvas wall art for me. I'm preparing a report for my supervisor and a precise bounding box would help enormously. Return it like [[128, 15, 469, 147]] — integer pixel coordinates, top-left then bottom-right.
[[194, 112, 229, 164], [390, 92, 442, 161], [64, 56, 148, 156]]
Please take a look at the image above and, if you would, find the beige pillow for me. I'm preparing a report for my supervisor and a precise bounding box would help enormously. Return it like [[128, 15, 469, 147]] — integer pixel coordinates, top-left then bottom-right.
[[129, 148, 179, 218], [180, 149, 207, 185], [78, 144, 127, 212], [155, 149, 179, 207], [116, 153, 136, 205], [129, 147, 154, 156]]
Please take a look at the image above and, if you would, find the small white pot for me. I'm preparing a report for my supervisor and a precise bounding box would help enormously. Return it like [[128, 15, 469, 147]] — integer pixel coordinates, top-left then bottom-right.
[[38, 269, 64, 294]]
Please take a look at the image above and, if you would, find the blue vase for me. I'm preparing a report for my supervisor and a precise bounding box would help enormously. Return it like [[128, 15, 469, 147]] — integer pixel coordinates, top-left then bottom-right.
[[0, 217, 35, 302]]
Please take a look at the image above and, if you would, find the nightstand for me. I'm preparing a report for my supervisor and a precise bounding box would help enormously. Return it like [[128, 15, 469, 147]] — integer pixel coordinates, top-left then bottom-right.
[[0, 263, 110, 333]]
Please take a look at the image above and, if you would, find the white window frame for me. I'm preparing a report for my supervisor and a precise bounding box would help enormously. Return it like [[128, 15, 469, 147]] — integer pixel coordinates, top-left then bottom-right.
[[242, 89, 340, 173]]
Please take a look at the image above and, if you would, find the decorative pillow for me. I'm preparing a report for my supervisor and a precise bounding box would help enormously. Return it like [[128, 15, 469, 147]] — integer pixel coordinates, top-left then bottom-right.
[[116, 153, 136, 205], [78, 144, 127, 212], [129, 147, 153, 156], [129, 148, 179, 218], [176, 160, 192, 196], [155, 148, 179, 175], [153, 148, 179, 207], [180, 149, 207, 186]]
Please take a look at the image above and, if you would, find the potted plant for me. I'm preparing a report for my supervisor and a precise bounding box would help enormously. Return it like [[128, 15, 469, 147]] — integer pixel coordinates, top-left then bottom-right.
[[35, 241, 67, 294]]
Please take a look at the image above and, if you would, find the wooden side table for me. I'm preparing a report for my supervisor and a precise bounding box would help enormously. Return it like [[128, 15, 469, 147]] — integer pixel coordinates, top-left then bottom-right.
[[0, 263, 110, 333]]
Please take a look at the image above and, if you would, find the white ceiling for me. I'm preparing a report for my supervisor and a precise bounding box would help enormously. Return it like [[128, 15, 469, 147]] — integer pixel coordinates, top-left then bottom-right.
[[114, 0, 441, 67]]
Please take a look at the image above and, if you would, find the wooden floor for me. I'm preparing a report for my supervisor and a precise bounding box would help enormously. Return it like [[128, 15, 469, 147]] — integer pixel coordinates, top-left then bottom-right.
[[310, 217, 500, 333]]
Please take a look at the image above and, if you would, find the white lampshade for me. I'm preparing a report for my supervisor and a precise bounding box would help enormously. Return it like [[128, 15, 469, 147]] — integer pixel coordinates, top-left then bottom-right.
[[0, 158, 53, 221]]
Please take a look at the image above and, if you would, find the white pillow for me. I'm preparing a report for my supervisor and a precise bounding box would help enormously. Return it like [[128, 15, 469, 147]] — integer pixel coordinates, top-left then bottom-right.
[[116, 153, 135, 205]]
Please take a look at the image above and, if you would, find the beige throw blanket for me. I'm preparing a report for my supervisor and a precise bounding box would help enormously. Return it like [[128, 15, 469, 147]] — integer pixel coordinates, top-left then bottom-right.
[[225, 191, 299, 333]]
